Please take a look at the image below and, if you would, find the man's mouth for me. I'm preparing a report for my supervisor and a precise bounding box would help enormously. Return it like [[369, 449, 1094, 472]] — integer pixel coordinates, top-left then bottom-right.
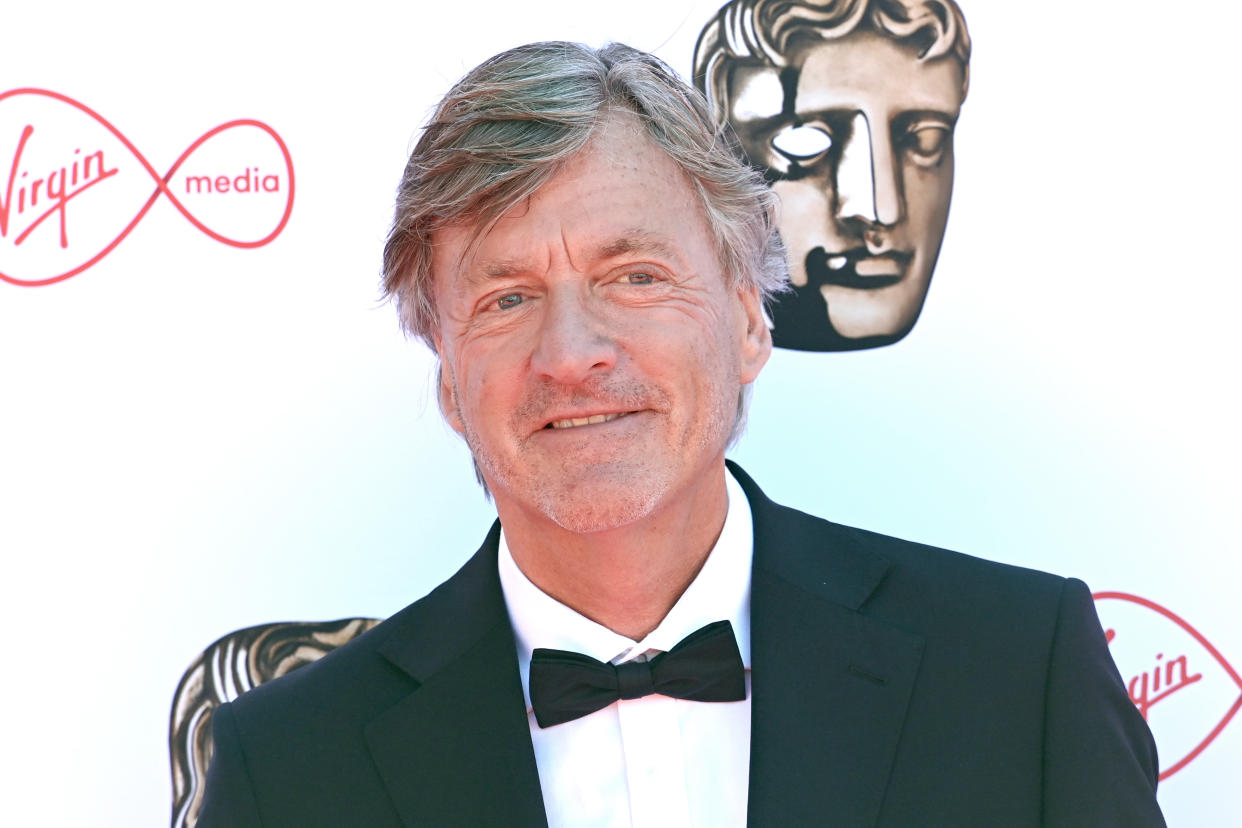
[[545, 412, 631, 430], [807, 249, 912, 289]]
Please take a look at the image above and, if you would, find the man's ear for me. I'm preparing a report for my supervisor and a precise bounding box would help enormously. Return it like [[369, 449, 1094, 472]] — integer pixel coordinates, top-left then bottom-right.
[[434, 336, 466, 436], [737, 283, 772, 384]]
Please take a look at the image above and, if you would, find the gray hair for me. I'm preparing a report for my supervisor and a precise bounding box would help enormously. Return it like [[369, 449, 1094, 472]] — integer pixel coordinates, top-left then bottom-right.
[[382, 41, 787, 351], [694, 0, 972, 118]]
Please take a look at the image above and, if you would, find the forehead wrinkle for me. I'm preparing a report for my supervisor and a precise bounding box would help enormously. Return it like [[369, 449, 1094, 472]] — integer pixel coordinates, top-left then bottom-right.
[[462, 233, 549, 284]]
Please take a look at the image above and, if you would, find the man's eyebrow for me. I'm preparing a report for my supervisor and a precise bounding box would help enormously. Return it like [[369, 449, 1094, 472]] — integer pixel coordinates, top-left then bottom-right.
[[472, 233, 682, 279], [596, 232, 681, 262], [480, 260, 528, 279]]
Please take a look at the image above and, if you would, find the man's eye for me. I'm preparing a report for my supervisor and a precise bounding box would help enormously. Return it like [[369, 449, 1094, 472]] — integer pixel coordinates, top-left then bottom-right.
[[626, 272, 656, 285], [496, 293, 523, 310]]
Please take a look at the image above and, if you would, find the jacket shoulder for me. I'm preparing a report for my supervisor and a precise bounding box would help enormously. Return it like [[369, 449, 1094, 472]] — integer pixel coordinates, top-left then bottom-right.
[[225, 521, 506, 727], [730, 460, 1070, 621]]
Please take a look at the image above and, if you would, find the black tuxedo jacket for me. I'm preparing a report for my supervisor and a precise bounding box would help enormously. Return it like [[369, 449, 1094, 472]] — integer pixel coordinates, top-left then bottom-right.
[[198, 465, 1164, 827]]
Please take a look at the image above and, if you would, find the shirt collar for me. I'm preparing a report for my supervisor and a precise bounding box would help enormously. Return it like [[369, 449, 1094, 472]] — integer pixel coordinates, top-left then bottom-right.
[[498, 469, 754, 708]]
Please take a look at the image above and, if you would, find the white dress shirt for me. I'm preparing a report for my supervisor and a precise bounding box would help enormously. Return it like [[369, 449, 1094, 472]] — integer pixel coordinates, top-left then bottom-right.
[[498, 471, 753, 828]]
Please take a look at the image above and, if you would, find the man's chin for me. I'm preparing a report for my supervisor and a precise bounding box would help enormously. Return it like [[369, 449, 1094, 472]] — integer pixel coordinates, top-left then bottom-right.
[[534, 483, 666, 535], [484, 458, 672, 534]]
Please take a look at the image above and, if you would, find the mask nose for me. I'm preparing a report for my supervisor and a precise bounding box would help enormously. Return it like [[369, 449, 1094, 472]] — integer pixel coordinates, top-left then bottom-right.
[[835, 112, 903, 227]]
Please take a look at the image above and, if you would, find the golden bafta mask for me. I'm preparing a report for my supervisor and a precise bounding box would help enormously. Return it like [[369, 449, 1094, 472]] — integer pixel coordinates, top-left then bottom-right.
[[695, 0, 971, 351]]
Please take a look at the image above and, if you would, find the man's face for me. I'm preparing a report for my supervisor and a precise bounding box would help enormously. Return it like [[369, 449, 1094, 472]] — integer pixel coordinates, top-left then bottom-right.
[[431, 114, 770, 534], [726, 31, 963, 350]]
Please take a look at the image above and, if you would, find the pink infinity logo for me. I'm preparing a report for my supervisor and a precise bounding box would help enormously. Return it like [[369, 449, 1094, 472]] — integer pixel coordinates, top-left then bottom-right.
[[0, 88, 294, 287], [1095, 591, 1242, 780]]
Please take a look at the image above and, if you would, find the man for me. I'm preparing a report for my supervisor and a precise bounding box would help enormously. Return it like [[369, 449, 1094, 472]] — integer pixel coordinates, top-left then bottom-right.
[[694, 0, 970, 351], [198, 41, 1164, 826]]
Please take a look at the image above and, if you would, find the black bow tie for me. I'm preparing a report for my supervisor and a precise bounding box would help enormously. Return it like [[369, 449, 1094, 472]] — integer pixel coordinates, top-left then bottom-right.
[[528, 619, 747, 728]]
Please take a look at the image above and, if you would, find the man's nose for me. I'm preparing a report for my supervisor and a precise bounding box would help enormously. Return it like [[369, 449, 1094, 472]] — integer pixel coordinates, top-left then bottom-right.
[[835, 112, 903, 227], [529, 288, 618, 385]]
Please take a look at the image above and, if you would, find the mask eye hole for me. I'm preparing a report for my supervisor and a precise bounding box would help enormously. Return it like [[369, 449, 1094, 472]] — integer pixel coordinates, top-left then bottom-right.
[[771, 124, 832, 163]]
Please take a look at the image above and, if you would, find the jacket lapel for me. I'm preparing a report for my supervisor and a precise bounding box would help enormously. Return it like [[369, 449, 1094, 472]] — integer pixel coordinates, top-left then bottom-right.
[[363, 524, 548, 827], [358, 466, 922, 826], [731, 464, 925, 828]]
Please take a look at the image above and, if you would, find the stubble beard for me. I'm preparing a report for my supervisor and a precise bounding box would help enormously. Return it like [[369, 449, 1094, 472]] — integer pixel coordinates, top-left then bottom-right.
[[454, 376, 734, 535]]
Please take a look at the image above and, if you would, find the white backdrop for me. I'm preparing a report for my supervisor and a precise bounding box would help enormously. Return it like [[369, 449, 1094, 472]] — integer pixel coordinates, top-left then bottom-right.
[[1, 1, 1238, 825]]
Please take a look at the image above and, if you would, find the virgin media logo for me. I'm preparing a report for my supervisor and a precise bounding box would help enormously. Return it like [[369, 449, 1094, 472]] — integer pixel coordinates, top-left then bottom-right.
[[0, 88, 294, 287], [1094, 591, 1242, 780]]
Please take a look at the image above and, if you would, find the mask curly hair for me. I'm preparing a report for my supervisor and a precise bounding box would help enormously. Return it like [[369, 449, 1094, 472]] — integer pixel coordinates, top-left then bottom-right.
[[693, 0, 971, 121]]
